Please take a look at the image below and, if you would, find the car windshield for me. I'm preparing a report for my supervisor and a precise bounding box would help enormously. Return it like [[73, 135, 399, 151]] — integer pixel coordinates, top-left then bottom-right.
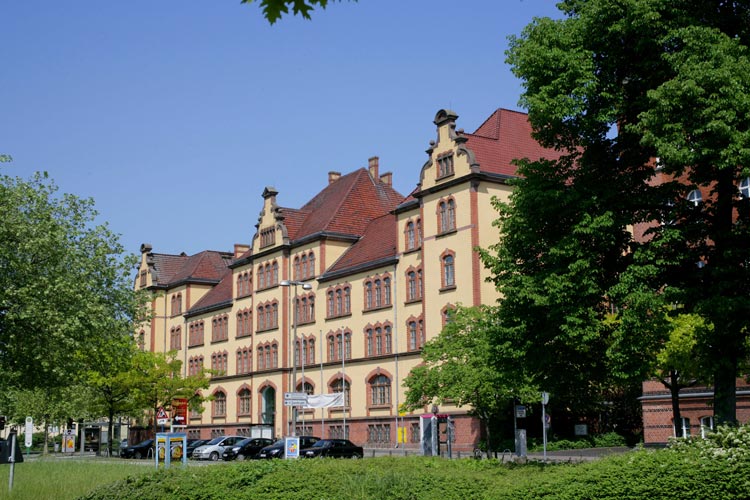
[[236, 438, 252, 445], [309, 440, 330, 448], [206, 437, 225, 445], [135, 439, 152, 446]]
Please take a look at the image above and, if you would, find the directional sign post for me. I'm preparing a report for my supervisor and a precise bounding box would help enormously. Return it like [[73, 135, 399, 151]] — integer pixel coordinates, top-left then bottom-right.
[[156, 407, 170, 429], [283, 392, 308, 407]]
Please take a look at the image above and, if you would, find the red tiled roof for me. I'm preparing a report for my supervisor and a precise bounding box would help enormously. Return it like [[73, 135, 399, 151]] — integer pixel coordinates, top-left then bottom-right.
[[189, 268, 233, 312], [282, 168, 404, 241], [150, 250, 233, 286], [325, 213, 397, 275], [465, 108, 562, 177]]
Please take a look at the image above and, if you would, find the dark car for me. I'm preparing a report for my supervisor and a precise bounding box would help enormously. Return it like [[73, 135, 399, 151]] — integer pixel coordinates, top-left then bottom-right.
[[257, 436, 320, 459], [301, 439, 364, 459], [120, 438, 154, 459], [222, 437, 274, 461]]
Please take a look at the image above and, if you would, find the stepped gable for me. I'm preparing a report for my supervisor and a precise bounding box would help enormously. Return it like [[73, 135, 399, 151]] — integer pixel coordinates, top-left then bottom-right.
[[188, 268, 233, 313], [284, 168, 404, 241], [325, 213, 397, 275], [464, 108, 562, 177]]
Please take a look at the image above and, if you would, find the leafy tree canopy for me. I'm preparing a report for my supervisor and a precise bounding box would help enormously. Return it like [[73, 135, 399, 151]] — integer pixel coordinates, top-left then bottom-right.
[[497, 0, 750, 423], [241, 0, 354, 23], [0, 160, 145, 394]]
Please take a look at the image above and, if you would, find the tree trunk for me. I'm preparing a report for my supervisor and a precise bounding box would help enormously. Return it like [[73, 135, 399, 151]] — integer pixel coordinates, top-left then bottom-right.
[[714, 355, 738, 425], [668, 370, 683, 438]]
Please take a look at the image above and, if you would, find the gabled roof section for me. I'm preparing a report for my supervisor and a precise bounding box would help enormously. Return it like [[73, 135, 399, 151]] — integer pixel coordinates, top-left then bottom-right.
[[323, 213, 397, 277], [149, 250, 233, 287], [465, 108, 562, 177], [282, 168, 404, 242], [187, 268, 234, 315]]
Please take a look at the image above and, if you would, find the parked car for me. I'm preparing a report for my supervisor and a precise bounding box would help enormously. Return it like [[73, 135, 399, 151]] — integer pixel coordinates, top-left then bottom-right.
[[120, 438, 154, 459], [257, 436, 320, 459], [186, 438, 208, 457], [222, 437, 274, 461], [301, 439, 364, 459], [191, 435, 244, 461]]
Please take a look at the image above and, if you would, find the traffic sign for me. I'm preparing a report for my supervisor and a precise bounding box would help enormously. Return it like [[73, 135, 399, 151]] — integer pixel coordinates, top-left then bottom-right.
[[24, 417, 33, 448], [156, 407, 169, 425]]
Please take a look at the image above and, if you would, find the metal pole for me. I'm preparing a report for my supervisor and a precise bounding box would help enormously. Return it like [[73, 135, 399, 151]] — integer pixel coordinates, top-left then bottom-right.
[[292, 283, 298, 436], [8, 432, 16, 492], [542, 402, 547, 461], [320, 329, 325, 439], [342, 333, 346, 438]]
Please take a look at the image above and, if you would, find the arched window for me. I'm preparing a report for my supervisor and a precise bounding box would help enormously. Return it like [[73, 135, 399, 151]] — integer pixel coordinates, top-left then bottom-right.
[[408, 321, 418, 351], [301, 254, 308, 279], [238, 388, 251, 415], [327, 290, 335, 317], [213, 391, 226, 417], [375, 279, 382, 307], [308, 252, 316, 277], [365, 282, 373, 309], [687, 189, 702, 206], [740, 177, 750, 198], [271, 261, 278, 285], [344, 287, 351, 314], [384, 325, 392, 354], [442, 253, 455, 288], [366, 329, 374, 356], [294, 256, 301, 281], [370, 375, 391, 406], [406, 221, 415, 250], [331, 378, 351, 407]]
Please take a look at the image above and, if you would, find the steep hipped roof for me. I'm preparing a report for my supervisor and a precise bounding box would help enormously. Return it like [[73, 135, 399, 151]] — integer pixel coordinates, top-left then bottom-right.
[[149, 250, 233, 287], [324, 213, 397, 277], [187, 268, 234, 315], [464, 108, 562, 177], [281, 168, 404, 242]]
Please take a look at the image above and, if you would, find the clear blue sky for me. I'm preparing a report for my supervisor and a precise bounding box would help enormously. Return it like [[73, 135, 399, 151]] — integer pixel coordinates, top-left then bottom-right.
[[2, 0, 562, 257]]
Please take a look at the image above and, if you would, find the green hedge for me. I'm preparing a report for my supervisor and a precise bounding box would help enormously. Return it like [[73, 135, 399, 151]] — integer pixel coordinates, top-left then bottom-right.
[[79, 448, 750, 500]]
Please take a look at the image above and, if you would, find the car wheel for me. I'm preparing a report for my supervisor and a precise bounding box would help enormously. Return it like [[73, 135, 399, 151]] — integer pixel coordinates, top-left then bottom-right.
[[134, 451, 142, 459], [351, 453, 362, 459], [210, 451, 219, 461], [236, 454, 245, 461]]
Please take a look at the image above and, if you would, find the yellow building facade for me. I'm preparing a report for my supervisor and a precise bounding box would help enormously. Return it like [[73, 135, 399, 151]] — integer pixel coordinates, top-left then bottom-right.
[[134, 108, 559, 451]]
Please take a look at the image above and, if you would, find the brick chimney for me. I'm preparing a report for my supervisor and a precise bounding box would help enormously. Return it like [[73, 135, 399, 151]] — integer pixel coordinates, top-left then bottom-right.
[[379, 172, 392, 185], [368, 156, 379, 180], [328, 171, 341, 184]]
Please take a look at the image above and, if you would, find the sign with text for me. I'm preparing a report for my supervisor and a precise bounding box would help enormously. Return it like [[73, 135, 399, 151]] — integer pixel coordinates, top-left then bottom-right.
[[172, 398, 188, 426], [283, 392, 307, 407]]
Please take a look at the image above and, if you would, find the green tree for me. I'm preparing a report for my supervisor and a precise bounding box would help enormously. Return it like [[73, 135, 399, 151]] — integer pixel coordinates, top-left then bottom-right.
[[402, 305, 536, 453], [241, 0, 353, 24], [0, 162, 143, 396], [501, 0, 750, 424], [128, 351, 212, 438], [655, 313, 711, 437]]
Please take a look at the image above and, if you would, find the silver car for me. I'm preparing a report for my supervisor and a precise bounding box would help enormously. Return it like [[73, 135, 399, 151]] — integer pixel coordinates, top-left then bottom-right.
[[191, 435, 243, 461]]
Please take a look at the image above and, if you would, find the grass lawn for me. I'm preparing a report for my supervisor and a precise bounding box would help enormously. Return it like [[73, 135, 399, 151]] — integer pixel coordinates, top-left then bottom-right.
[[0, 457, 154, 500]]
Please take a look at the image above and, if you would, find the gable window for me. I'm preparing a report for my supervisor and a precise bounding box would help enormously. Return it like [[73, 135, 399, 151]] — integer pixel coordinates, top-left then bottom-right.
[[260, 227, 275, 248], [140, 270, 147, 287], [437, 153, 454, 178]]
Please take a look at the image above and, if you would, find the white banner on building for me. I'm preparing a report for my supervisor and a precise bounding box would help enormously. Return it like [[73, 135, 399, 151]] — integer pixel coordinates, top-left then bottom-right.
[[304, 393, 344, 408]]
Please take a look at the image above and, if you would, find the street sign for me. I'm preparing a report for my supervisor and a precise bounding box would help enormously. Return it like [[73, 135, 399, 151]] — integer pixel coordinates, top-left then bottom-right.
[[541, 392, 550, 405], [172, 398, 188, 425], [283, 392, 307, 407], [156, 407, 169, 426], [24, 417, 33, 448]]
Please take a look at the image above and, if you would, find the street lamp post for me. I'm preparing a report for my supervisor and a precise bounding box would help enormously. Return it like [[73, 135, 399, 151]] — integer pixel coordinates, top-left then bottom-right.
[[280, 280, 312, 436]]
